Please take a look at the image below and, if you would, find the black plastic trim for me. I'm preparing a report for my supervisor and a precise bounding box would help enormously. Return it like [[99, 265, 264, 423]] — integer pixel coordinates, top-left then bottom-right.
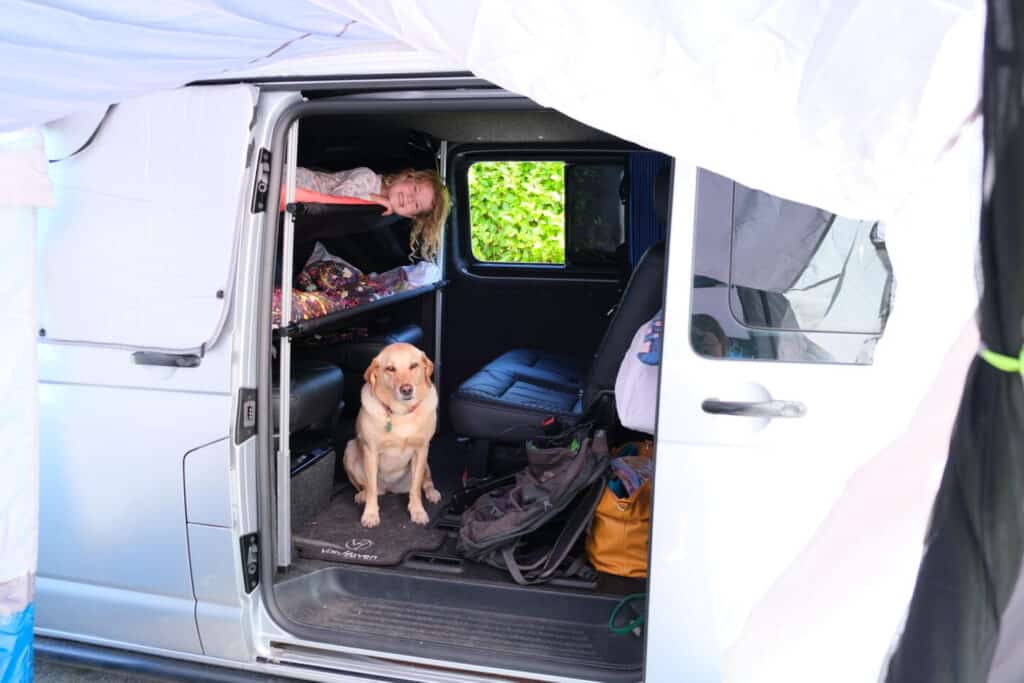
[[240, 532, 260, 593], [189, 71, 481, 90], [250, 148, 272, 213], [34, 636, 292, 683], [131, 351, 202, 368], [235, 387, 257, 444]]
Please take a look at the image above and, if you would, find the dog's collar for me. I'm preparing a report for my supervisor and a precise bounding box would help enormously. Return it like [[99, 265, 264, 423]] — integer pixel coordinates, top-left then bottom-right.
[[382, 399, 418, 432]]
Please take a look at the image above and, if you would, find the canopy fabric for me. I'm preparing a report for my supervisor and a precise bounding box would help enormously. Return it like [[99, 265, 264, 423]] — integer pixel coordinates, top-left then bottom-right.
[[885, 2, 1024, 680], [0, 2, 398, 133], [330, 1, 984, 221], [1, 1, 983, 220], [0, 129, 49, 682]]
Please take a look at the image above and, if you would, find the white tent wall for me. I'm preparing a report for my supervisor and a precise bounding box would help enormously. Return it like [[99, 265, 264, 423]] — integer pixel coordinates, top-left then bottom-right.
[[0, 3, 396, 132], [0, 1, 990, 680], [328, 0, 984, 218], [0, 129, 51, 678]]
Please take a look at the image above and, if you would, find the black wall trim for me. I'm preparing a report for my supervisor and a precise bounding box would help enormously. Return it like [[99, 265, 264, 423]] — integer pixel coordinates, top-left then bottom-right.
[[34, 636, 291, 683]]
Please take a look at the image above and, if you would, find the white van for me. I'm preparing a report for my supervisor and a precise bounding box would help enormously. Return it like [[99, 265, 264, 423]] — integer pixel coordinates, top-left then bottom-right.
[[35, 72, 897, 682]]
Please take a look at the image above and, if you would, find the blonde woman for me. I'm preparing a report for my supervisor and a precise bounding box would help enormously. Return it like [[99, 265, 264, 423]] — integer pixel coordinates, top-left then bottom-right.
[[295, 166, 450, 262]]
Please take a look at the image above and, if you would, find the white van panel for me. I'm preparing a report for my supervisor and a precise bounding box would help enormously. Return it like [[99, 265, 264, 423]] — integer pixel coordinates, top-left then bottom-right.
[[188, 524, 250, 660], [184, 438, 232, 528], [38, 85, 256, 350], [36, 576, 202, 654], [36, 381, 229, 652]]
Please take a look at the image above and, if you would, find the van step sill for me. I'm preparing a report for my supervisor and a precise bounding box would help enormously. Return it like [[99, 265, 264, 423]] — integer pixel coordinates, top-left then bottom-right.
[[276, 565, 643, 677]]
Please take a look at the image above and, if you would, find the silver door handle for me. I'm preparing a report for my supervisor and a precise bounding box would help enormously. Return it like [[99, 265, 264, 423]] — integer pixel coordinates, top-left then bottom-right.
[[702, 399, 806, 418]]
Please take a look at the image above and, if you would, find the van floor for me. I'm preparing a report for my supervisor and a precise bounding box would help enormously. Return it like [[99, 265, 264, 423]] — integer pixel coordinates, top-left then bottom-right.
[[276, 429, 647, 680]]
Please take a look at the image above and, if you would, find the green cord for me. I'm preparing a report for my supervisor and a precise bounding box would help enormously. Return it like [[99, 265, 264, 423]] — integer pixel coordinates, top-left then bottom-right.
[[980, 347, 1023, 374], [609, 592, 646, 635]]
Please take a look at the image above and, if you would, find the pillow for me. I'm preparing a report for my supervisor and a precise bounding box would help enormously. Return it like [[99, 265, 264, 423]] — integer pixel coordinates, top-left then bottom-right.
[[615, 313, 661, 434]]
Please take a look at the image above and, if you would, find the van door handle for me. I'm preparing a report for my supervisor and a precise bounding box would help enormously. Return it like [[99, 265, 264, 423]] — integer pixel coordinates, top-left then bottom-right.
[[702, 399, 806, 418], [131, 351, 201, 368]]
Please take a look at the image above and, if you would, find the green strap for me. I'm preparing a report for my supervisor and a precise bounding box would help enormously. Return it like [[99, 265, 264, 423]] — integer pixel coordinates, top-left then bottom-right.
[[980, 347, 1024, 374], [608, 593, 646, 635]]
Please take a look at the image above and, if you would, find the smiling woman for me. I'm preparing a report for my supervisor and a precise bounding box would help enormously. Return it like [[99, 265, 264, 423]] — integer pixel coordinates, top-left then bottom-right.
[[295, 165, 450, 262]]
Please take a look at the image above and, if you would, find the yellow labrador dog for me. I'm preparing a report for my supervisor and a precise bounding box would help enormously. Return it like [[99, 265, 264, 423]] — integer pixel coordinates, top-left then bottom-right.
[[343, 342, 440, 528]]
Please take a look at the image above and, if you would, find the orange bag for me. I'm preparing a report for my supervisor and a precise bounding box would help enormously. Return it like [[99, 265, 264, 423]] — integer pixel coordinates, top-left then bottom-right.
[[586, 477, 652, 578]]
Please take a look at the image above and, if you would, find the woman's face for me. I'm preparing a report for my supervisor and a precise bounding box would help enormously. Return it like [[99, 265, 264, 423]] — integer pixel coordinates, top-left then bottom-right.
[[386, 177, 435, 218]]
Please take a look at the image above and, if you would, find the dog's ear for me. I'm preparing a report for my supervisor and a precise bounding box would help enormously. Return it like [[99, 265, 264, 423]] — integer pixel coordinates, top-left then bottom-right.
[[364, 355, 380, 388], [421, 352, 434, 387]]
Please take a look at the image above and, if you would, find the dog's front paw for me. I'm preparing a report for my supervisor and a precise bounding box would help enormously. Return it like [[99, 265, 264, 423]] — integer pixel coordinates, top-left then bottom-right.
[[409, 505, 429, 525], [354, 490, 366, 504], [425, 487, 441, 504], [361, 508, 380, 528]]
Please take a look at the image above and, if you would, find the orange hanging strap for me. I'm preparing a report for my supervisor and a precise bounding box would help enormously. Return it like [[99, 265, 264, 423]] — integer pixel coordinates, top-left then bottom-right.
[[280, 187, 381, 211]]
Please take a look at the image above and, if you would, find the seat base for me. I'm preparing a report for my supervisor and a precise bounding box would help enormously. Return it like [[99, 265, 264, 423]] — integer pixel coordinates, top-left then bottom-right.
[[449, 349, 584, 442]]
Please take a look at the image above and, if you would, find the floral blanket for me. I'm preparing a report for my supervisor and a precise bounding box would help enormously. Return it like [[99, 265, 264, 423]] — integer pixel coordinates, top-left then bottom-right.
[[272, 243, 440, 327]]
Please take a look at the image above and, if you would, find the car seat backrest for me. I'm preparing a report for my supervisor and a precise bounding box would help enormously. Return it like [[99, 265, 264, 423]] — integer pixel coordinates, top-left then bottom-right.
[[582, 241, 666, 408]]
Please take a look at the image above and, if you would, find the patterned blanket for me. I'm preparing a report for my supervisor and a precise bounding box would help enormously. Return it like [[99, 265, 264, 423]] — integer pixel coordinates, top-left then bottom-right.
[[272, 260, 411, 327]]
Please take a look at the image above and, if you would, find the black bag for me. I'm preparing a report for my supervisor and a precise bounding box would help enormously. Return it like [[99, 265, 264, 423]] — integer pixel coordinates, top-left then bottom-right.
[[457, 427, 610, 585]]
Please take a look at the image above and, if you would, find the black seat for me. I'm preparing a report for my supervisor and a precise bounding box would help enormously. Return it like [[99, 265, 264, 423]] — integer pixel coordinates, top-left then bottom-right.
[[272, 359, 344, 434], [448, 350, 586, 440], [449, 241, 666, 441], [295, 323, 424, 411]]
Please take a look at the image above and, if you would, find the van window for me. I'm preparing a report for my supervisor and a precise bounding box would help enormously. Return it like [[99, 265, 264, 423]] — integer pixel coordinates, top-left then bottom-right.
[[690, 173, 894, 364], [467, 159, 624, 267], [469, 160, 566, 264]]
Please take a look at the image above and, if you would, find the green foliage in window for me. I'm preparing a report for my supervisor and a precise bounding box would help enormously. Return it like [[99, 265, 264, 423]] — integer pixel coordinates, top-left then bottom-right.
[[468, 161, 566, 264]]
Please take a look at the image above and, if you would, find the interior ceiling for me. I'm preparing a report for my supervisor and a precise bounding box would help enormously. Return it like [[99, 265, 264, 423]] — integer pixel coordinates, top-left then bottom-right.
[[300, 109, 626, 147]]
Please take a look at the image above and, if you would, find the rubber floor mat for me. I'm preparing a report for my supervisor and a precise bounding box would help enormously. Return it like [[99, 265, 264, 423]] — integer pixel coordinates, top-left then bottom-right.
[[294, 487, 448, 566]]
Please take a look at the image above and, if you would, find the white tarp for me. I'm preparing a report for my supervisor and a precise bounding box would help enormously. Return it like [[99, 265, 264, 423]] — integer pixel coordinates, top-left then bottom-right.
[[1, 1, 983, 223], [0, 129, 50, 579], [0, 1, 987, 680], [0, 130, 51, 658], [327, 0, 983, 220]]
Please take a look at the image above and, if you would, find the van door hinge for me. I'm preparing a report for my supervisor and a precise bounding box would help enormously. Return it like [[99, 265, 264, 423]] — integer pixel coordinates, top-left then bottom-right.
[[251, 148, 271, 213], [236, 387, 257, 444], [239, 533, 259, 593]]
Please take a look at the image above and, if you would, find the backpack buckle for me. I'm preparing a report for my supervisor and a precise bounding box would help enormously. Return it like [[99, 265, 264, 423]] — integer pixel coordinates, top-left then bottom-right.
[[541, 416, 561, 436]]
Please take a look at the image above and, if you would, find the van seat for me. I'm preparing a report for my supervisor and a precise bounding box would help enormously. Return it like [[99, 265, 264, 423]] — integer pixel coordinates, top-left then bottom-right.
[[272, 359, 344, 434], [449, 242, 665, 442], [448, 350, 585, 440]]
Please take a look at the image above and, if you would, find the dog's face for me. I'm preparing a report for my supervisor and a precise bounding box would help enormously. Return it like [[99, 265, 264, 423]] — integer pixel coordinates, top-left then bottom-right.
[[364, 343, 434, 406]]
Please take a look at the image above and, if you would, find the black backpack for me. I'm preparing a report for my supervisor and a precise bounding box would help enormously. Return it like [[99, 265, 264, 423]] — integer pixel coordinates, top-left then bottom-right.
[[457, 426, 610, 585]]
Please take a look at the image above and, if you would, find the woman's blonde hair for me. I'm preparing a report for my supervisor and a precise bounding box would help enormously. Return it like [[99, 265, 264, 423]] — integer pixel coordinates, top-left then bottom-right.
[[383, 168, 450, 262]]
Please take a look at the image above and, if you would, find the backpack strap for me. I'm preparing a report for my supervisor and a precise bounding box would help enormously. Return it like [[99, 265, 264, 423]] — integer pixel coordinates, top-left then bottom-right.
[[528, 477, 606, 583], [500, 478, 606, 586], [502, 545, 531, 585]]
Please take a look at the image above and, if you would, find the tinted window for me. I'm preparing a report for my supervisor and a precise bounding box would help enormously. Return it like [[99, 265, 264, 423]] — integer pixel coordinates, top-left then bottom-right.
[[690, 172, 894, 364], [565, 163, 624, 267]]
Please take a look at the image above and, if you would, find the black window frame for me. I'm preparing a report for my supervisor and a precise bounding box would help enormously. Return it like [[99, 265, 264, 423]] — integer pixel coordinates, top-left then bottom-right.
[[450, 145, 630, 279]]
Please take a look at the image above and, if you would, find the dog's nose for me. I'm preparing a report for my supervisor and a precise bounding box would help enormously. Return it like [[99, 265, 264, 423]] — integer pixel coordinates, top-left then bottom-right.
[[399, 384, 414, 396]]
